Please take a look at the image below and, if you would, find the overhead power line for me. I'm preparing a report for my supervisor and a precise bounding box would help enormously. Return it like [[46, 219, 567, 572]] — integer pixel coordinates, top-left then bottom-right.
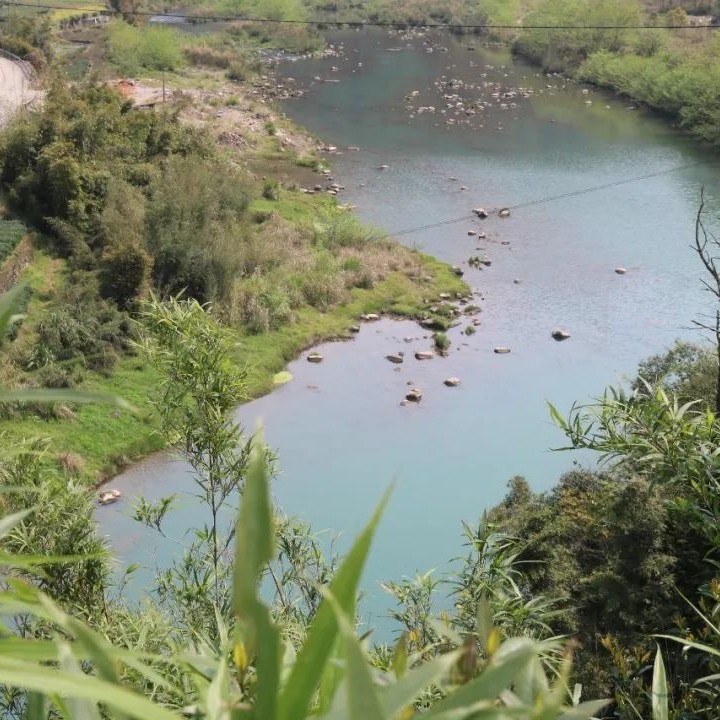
[[3, 2, 719, 30], [391, 160, 710, 237]]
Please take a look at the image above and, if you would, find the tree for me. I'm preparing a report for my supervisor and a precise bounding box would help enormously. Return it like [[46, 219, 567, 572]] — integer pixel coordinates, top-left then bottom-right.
[[691, 192, 720, 412]]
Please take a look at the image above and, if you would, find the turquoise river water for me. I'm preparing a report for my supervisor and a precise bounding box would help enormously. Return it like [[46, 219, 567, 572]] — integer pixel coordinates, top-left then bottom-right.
[[98, 30, 720, 630]]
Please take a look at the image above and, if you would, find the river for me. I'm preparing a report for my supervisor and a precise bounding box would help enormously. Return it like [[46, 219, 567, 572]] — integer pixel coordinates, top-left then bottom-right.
[[98, 29, 720, 630]]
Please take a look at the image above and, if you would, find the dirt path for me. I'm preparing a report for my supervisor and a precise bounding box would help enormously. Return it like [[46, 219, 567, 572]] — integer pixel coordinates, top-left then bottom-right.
[[0, 57, 37, 127]]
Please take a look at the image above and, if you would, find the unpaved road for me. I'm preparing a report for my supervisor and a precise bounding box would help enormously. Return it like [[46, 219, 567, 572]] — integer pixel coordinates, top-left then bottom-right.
[[0, 57, 37, 127]]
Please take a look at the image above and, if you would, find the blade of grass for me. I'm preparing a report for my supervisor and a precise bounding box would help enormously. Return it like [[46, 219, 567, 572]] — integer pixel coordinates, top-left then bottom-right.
[[0, 657, 180, 720], [651, 647, 669, 720], [278, 489, 391, 720], [232, 431, 280, 720]]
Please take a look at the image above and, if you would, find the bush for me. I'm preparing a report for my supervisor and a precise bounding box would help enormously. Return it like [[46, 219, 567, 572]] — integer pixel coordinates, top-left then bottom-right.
[[433, 331, 451, 351], [232, 275, 293, 333], [227, 59, 251, 81], [32, 274, 131, 372], [146, 155, 253, 303], [107, 21, 185, 73], [262, 179, 281, 200]]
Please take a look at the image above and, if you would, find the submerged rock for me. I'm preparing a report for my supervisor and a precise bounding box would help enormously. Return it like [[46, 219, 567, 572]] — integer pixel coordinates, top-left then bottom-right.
[[386, 353, 404, 364]]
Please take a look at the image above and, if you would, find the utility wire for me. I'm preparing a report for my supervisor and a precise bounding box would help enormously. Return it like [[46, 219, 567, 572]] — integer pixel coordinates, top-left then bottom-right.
[[2, 2, 719, 30], [391, 160, 711, 237]]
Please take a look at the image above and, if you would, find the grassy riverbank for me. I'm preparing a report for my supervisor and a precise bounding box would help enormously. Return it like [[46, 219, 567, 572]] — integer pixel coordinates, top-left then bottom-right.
[[513, 0, 720, 145], [1, 251, 465, 484], [0, 27, 469, 484]]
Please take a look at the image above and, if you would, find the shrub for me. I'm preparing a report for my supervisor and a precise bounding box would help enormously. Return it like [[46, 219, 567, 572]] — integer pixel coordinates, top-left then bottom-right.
[[232, 275, 293, 333], [227, 59, 251, 81], [433, 331, 451, 351], [262, 179, 281, 200], [32, 275, 131, 372], [146, 156, 253, 303]]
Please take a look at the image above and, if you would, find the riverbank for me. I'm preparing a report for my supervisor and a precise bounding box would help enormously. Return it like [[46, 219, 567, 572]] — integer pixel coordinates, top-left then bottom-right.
[[0, 61, 469, 485]]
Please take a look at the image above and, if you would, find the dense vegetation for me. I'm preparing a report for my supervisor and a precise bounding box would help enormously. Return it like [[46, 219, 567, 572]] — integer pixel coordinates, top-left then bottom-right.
[[3, 5, 720, 719], [4, 285, 720, 718], [0, 13, 467, 479], [513, 0, 720, 145]]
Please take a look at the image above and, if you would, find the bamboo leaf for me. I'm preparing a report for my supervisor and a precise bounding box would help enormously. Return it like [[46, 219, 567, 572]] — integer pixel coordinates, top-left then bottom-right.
[[279, 490, 390, 720], [392, 633, 408, 680], [232, 431, 280, 720], [651, 647, 669, 720], [0, 285, 27, 337], [380, 650, 461, 718], [0, 657, 181, 720], [476, 595, 493, 654], [321, 589, 386, 720], [424, 638, 537, 718], [655, 635, 720, 660], [57, 643, 101, 720], [558, 699, 611, 719], [22, 691, 46, 720], [0, 638, 61, 662], [206, 656, 230, 720], [0, 509, 32, 540], [317, 638, 345, 716]]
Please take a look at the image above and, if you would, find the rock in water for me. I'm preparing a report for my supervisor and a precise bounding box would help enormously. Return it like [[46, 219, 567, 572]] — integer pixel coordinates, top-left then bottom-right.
[[406, 387, 423, 402], [307, 352, 323, 363], [415, 351, 434, 360], [499, 208, 511, 218], [473, 208, 489, 219], [386, 353, 404, 364], [452, 266, 464, 277], [494, 347, 511, 354], [551, 329, 571, 341], [444, 377, 461, 387], [615, 267, 627, 275]]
